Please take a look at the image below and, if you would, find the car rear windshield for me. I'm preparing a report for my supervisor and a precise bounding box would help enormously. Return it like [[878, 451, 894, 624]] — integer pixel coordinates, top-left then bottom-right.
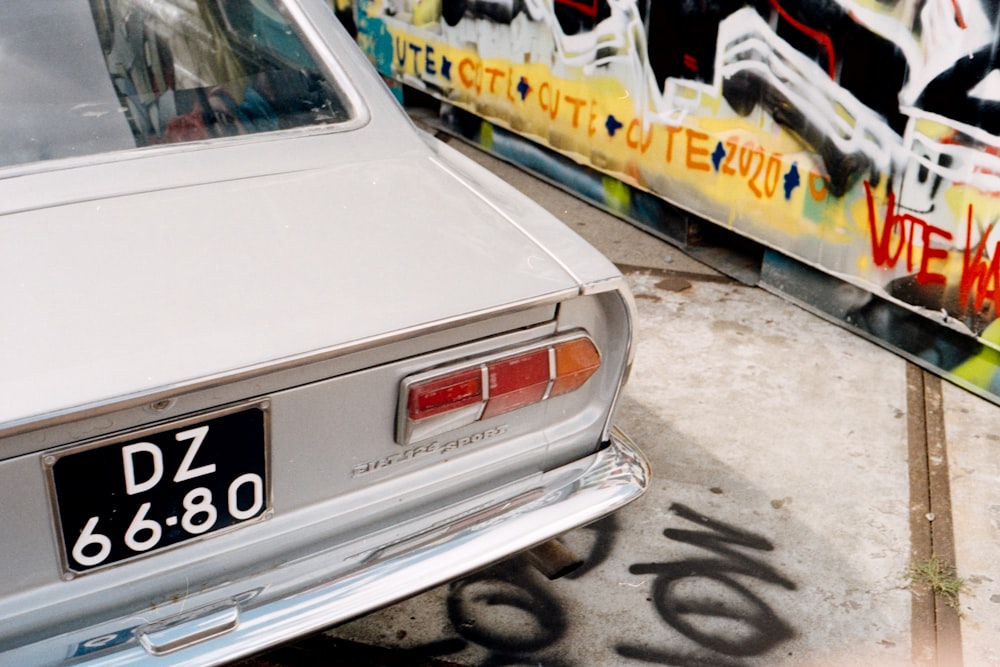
[[1, 0, 353, 168]]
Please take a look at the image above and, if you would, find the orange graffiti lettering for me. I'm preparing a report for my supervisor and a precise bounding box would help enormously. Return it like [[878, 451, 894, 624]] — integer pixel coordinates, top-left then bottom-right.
[[738, 143, 758, 177], [722, 139, 738, 176], [746, 147, 765, 197], [808, 170, 828, 201], [626, 118, 654, 154], [484, 67, 506, 95], [458, 58, 480, 93], [685, 129, 711, 172], [538, 82, 560, 120], [764, 155, 782, 199], [665, 126, 683, 163], [564, 95, 587, 128]]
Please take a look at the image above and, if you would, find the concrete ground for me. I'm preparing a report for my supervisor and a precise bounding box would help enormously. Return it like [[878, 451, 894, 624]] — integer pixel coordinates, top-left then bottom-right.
[[252, 128, 1000, 667]]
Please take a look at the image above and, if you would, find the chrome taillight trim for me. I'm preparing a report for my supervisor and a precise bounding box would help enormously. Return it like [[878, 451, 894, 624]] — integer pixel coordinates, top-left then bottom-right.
[[579, 276, 637, 443]]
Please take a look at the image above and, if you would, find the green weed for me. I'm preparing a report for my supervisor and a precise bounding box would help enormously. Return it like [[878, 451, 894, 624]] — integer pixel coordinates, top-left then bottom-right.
[[906, 557, 966, 617]]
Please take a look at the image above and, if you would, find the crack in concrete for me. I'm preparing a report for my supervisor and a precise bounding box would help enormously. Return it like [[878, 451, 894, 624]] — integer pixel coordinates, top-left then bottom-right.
[[907, 364, 963, 667]]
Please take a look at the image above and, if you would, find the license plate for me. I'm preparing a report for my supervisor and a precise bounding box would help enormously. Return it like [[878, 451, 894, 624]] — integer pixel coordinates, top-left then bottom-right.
[[46, 403, 270, 574]]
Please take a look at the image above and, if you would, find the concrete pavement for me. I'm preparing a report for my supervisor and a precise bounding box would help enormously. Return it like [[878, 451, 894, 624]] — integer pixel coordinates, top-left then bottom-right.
[[320, 128, 1000, 666]]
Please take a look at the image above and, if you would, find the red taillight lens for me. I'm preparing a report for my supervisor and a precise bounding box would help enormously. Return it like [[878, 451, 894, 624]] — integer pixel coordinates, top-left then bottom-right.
[[399, 335, 601, 444], [481, 348, 551, 419], [408, 367, 484, 421]]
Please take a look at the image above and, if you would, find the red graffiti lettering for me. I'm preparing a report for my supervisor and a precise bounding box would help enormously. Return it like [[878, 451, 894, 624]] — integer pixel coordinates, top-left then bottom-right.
[[863, 182, 952, 285], [960, 211, 1000, 312]]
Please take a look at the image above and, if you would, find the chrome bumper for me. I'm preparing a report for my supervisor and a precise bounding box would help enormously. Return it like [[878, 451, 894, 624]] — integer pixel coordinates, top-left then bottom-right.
[[9, 429, 648, 666]]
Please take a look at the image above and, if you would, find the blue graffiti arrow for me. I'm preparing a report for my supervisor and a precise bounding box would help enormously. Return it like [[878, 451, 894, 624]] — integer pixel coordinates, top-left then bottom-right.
[[517, 77, 531, 101], [712, 142, 726, 172], [783, 164, 801, 200]]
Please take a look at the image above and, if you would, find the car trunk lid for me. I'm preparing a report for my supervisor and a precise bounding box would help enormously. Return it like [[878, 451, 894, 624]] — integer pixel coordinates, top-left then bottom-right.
[[0, 153, 581, 431]]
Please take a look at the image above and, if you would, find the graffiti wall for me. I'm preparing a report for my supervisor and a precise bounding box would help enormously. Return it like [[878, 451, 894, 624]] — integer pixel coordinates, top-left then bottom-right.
[[353, 0, 1000, 399]]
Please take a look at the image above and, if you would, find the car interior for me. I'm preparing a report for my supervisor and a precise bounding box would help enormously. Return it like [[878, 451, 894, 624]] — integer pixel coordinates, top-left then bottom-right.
[[89, 0, 353, 147]]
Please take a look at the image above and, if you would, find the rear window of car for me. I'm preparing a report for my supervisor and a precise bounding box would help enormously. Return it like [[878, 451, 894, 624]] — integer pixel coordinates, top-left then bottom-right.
[[1, 0, 354, 168]]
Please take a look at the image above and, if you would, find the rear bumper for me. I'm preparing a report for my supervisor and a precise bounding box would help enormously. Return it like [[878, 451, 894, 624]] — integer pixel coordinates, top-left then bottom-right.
[[7, 428, 648, 666]]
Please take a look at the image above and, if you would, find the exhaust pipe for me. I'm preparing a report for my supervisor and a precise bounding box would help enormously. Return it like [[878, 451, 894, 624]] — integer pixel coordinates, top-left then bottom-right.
[[525, 539, 583, 580]]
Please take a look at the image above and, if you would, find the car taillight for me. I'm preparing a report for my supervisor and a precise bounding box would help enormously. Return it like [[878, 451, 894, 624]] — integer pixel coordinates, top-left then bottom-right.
[[398, 335, 601, 444], [481, 347, 551, 419], [407, 367, 485, 421], [550, 337, 601, 397]]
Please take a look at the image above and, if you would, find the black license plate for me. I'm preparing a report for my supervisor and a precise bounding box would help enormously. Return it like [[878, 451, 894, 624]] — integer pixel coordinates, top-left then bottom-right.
[[47, 403, 269, 574]]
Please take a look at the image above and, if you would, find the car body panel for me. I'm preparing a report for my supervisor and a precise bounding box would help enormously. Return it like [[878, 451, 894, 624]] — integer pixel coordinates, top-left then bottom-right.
[[0, 145, 606, 428], [0, 0, 649, 663], [2, 430, 647, 666], [0, 119, 628, 424]]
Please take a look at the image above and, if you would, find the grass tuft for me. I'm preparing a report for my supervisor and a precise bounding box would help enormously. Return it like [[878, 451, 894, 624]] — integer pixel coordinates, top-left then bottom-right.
[[906, 557, 967, 617]]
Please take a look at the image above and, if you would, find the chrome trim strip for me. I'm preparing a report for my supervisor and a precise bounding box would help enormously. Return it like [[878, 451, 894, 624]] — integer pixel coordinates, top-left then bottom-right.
[[580, 274, 639, 368], [542, 347, 557, 401], [0, 117, 370, 186], [277, 0, 370, 128], [137, 602, 240, 656], [1, 292, 574, 439], [12, 429, 647, 666], [580, 276, 638, 443], [480, 364, 491, 402]]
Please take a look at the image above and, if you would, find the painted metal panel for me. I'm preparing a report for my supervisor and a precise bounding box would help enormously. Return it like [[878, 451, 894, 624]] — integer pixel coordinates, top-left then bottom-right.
[[354, 0, 1000, 402]]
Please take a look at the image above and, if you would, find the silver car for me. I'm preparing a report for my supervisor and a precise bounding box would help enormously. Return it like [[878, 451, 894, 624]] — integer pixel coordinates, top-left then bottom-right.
[[0, 0, 648, 664]]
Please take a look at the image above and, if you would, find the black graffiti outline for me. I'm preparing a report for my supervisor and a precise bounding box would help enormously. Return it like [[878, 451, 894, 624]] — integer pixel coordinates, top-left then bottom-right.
[[407, 516, 621, 665], [617, 503, 797, 664], [401, 504, 797, 666], [447, 563, 567, 654]]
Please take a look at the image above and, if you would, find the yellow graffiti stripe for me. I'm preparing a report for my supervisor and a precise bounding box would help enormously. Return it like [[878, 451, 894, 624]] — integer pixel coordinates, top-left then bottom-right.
[[385, 27, 839, 236], [953, 319, 1000, 390]]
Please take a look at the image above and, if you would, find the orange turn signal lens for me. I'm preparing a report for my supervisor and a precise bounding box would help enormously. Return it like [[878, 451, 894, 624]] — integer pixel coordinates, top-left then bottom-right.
[[550, 337, 601, 397]]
